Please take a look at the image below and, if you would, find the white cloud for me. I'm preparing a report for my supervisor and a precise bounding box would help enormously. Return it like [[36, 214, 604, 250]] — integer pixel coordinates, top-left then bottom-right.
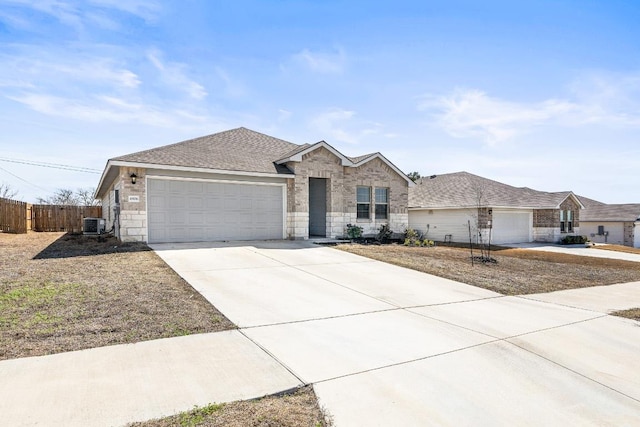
[[421, 74, 640, 144], [0, 0, 160, 32], [310, 108, 382, 145], [277, 109, 292, 122], [147, 49, 207, 100], [88, 0, 160, 21], [0, 51, 140, 90], [291, 47, 347, 74], [8, 92, 211, 130]]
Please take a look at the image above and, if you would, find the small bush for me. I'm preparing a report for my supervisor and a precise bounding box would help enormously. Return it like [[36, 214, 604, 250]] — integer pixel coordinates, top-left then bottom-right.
[[346, 223, 363, 240], [403, 228, 433, 247], [376, 224, 393, 243], [559, 235, 589, 245]]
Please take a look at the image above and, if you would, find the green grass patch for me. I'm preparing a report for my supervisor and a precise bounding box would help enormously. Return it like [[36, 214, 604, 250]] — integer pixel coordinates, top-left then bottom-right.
[[0, 281, 88, 332], [179, 403, 225, 427]]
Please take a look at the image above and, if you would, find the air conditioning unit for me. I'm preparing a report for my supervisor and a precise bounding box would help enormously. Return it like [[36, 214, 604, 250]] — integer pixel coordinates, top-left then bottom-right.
[[83, 217, 106, 235]]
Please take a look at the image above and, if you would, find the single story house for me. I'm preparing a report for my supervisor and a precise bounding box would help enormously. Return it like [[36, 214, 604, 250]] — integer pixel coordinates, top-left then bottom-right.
[[408, 172, 584, 245], [95, 127, 413, 243], [579, 202, 640, 248]]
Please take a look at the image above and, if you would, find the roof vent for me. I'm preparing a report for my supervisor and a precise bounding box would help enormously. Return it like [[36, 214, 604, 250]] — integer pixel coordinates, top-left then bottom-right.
[[429, 174, 437, 179]]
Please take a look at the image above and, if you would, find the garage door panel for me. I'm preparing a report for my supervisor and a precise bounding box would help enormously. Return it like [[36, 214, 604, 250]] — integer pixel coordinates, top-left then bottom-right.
[[148, 179, 284, 243], [492, 211, 531, 244]]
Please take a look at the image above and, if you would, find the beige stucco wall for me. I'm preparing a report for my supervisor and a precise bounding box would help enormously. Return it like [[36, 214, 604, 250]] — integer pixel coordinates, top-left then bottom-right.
[[580, 221, 625, 245]]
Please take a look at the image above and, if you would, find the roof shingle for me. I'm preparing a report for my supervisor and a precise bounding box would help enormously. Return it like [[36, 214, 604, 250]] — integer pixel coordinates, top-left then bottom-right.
[[112, 127, 300, 175], [581, 204, 640, 222], [409, 171, 577, 209]]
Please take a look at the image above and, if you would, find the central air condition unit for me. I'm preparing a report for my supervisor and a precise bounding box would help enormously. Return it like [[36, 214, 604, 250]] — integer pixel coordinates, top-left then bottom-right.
[[83, 217, 106, 235]]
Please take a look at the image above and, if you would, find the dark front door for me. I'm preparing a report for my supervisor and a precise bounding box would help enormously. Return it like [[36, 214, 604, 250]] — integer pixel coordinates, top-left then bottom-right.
[[309, 178, 327, 237]]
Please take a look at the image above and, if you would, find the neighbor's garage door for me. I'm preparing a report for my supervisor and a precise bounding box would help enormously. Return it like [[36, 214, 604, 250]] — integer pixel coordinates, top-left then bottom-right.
[[147, 178, 284, 243], [491, 210, 532, 244]]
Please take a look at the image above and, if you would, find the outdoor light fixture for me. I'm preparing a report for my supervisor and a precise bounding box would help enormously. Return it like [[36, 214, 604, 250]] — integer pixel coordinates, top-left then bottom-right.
[[130, 173, 137, 184]]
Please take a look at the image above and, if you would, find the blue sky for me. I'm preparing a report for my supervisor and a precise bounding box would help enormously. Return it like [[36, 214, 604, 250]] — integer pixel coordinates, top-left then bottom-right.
[[0, 0, 638, 203]]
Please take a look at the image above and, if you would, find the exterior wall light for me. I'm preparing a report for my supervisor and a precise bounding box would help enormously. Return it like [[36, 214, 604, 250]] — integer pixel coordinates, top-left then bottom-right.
[[130, 173, 137, 184]]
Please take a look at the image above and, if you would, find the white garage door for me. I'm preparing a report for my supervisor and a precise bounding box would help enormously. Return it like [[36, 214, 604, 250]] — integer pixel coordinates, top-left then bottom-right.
[[491, 210, 532, 244], [147, 178, 284, 243]]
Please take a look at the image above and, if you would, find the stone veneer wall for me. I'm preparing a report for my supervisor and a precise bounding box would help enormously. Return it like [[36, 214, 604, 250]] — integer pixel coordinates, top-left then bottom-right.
[[286, 147, 409, 239], [623, 222, 634, 247], [117, 166, 147, 242]]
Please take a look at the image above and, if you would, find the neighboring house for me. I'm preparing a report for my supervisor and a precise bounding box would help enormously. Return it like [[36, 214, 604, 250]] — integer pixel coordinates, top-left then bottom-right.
[[95, 127, 412, 243], [408, 172, 584, 244], [579, 203, 640, 248]]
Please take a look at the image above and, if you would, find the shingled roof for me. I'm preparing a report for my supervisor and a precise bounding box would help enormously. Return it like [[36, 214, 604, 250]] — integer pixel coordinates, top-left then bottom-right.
[[96, 127, 414, 198], [409, 171, 581, 209], [581, 204, 640, 222], [112, 127, 299, 175]]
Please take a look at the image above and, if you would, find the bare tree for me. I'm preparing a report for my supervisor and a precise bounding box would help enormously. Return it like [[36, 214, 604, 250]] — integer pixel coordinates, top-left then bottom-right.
[[76, 188, 101, 206], [468, 180, 495, 263], [38, 188, 101, 205], [0, 182, 18, 199], [37, 188, 80, 205]]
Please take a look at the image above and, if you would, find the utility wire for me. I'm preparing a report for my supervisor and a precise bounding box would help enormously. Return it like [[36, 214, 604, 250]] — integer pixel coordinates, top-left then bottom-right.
[[0, 157, 101, 174], [0, 164, 51, 192]]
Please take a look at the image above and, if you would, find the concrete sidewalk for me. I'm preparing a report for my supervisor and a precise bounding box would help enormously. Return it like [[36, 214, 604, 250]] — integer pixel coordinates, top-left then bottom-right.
[[0, 331, 302, 427]]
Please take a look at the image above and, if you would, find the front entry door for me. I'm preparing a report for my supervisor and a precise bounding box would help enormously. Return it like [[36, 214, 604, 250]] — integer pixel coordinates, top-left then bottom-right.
[[309, 178, 327, 237]]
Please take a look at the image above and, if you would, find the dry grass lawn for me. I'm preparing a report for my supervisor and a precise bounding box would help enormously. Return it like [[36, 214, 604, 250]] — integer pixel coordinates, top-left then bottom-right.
[[129, 386, 331, 427], [337, 243, 640, 295], [596, 244, 640, 255], [611, 308, 640, 321], [0, 232, 235, 360]]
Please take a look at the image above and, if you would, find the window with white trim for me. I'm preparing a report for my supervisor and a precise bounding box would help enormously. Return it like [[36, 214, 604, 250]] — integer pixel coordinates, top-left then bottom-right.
[[357, 186, 371, 219], [560, 209, 573, 233], [375, 187, 389, 219]]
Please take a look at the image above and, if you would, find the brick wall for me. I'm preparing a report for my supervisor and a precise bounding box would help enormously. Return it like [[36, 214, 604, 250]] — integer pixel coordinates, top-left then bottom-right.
[[533, 209, 557, 227], [286, 148, 409, 238]]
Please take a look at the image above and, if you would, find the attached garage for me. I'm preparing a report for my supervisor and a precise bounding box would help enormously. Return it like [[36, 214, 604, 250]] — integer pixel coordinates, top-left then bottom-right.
[[491, 210, 532, 244], [147, 178, 285, 243], [409, 209, 475, 242]]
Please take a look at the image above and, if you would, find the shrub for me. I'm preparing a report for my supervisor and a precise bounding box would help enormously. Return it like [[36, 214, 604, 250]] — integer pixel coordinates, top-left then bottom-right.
[[403, 228, 433, 247], [560, 235, 589, 245], [346, 223, 363, 240], [376, 224, 393, 243]]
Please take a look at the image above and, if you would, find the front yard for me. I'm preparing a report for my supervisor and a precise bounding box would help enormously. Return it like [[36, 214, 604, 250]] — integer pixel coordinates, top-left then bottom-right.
[[1, 232, 330, 427], [0, 232, 235, 360], [337, 243, 640, 295]]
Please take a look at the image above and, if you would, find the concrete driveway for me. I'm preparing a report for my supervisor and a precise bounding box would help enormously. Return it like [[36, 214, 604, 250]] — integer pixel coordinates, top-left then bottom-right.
[[506, 242, 640, 263], [153, 241, 640, 426]]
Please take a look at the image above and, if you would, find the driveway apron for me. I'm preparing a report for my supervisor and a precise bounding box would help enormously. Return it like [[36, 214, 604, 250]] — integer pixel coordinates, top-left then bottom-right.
[[153, 241, 640, 426]]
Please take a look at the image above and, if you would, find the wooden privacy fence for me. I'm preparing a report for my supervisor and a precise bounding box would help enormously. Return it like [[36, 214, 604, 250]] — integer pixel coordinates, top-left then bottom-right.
[[32, 205, 102, 233], [0, 197, 28, 233]]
